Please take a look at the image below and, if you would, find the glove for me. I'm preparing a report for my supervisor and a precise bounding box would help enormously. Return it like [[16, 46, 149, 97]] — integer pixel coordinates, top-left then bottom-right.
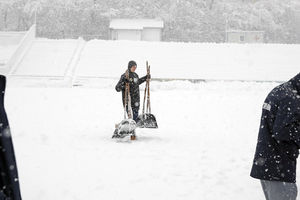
[[124, 78, 130, 83]]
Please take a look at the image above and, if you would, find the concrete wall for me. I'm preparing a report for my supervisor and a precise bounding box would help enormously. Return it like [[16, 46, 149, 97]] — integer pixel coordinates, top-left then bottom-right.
[[111, 29, 142, 41], [111, 28, 162, 41]]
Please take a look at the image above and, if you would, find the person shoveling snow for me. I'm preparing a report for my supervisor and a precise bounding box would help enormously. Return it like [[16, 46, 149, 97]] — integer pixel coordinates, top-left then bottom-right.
[[112, 61, 150, 139]]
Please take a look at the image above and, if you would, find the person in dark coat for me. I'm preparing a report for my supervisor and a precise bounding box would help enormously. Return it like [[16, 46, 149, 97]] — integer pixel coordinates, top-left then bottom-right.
[[0, 75, 22, 200], [250, 73, 300, 200], [115, 61, 150, 122]]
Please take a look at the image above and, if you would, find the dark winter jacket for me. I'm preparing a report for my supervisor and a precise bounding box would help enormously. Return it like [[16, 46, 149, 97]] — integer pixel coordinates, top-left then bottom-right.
[[0, 75, 22, 200], [250, 73, 300, 183], [115, 71, 147, 109]]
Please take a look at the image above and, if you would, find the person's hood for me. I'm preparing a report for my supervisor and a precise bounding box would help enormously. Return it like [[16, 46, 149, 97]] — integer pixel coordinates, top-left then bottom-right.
[[289, 73, 300, 93]]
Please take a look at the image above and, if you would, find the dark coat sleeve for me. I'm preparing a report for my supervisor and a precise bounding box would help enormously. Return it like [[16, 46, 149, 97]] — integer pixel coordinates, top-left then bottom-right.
[[0, 127, 22, 200], [0, 76, 22, 200], [272, 101, 300, 146], [115, 74, 125, 92], [138, 75, 147, 85]]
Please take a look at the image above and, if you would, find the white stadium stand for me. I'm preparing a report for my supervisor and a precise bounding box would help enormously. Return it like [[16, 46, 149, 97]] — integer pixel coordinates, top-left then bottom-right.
[[2, 25, 299, 87]]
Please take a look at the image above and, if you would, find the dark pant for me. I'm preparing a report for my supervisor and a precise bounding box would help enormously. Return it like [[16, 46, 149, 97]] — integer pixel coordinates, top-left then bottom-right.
[[132, 108, 139, 122], [126, 106, 139, 122], [261, 180, 298, 200]]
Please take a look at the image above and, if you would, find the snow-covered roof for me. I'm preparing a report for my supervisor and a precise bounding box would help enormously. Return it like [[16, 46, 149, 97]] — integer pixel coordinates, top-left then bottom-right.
[[109, 19, 164, 30]]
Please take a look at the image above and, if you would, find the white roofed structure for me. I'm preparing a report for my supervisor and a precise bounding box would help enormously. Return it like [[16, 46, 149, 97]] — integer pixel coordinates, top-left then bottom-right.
[[109, 19, 164, 41]]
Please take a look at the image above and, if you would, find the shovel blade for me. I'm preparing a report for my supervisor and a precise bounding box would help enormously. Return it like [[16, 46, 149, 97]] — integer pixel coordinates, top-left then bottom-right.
[[137, 113, 158, 128], [112, 119, 136, 138]]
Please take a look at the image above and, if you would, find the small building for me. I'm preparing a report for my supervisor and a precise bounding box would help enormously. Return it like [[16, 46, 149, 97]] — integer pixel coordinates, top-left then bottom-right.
[[226, 30, 264, 43], [109, 19, 164, 41]]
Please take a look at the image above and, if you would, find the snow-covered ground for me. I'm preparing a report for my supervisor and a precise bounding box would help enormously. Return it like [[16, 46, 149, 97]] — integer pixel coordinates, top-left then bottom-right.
[[6, 79, 296, 200], [2, 38, 299, 199]]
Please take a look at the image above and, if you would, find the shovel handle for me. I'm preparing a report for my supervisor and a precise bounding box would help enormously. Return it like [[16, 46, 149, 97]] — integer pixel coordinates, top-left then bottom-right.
[[124, 69, 133, 119], [146, 65, 151, 114], [142, 61, 152, 114], [142, 62, 148, 115]]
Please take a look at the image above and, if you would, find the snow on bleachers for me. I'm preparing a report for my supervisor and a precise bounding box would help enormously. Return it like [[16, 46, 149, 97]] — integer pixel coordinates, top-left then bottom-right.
[[75, 40, 299, 82], [12, 39, 79, 77]]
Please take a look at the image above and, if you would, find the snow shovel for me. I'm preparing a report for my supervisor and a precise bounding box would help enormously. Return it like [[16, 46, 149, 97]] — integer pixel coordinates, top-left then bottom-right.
[[113, 69, 137, 140], [136, 61, 158, 129]]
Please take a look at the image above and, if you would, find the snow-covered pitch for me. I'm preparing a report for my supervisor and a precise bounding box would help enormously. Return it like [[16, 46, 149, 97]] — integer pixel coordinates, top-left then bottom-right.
[[2, 38, 299, 199], [6, 79, 292, 200]]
